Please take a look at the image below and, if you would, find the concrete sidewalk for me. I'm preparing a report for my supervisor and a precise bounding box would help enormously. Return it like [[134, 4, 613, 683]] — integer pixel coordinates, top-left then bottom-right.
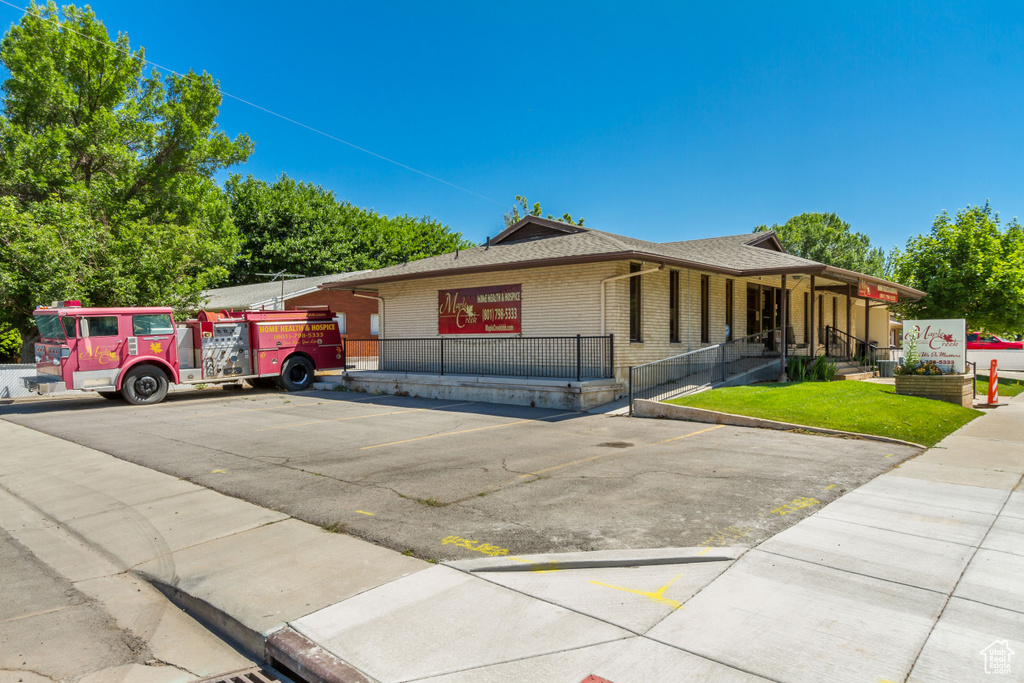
[[1, 396, 1022, 683]]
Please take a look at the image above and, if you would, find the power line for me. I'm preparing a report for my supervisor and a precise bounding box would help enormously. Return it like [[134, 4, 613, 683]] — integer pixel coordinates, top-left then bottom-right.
[[0, 0, 506, 208]]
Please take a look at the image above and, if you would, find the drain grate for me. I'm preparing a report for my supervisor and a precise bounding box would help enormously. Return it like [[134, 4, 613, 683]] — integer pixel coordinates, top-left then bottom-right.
[[195, 667, 282, 683]]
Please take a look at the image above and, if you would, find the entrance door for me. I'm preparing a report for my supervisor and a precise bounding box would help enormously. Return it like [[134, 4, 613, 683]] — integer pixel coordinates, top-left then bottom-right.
[[747, 284, 781, 347]]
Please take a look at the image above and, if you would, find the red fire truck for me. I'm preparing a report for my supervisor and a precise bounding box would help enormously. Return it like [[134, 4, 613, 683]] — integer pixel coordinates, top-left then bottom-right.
[[30, 302, 345, 405]]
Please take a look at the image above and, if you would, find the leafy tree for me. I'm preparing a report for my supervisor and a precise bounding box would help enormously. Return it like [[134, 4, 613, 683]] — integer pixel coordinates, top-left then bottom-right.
[[754, 212, 886, 277], [0, 324, 20, 363], [0, 2, 251, 359], [891, 202, 1024, 335], [504, 195, 583, 228], [225, 174, 475, 284]]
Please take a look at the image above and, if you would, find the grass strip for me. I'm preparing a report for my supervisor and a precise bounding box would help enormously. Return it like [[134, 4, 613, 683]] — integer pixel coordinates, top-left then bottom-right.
[[665, 380, 981, 447], [975, 376, 1024, 399]]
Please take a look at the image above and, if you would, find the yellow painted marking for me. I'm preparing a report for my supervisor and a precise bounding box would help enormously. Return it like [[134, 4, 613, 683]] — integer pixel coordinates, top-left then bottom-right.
[[355, 510, 375, 516], [825, 484, 836, 490], [441, 535, 509, 557], [519, 423, 726, 479], [590, 573, 686, 609], [699, 524, 753, 547], [652, 424, 726, 445], [258, 401, 478, 431], [197, 393, 408, 418], [770, 496, 820, 516], [520, 451, 620, 478], [193, 399, 326, 417], [258, 408, 423, 431], [885, 454, 894, 458], [360, 411, 579, 451], [878, 679, 900, 683], [363, 419, 531, 449], [211, 469, 226, 474], [697, 546, 712, 556]]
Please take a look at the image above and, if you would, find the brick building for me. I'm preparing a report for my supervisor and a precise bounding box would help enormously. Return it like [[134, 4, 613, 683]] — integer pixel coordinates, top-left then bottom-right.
[[202, 271, 379, 339], [321, 217, 924, 384]]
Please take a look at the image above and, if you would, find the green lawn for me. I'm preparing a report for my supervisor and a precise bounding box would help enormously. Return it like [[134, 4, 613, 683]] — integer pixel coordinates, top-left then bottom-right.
[[975, 375, 1024, 399], [665, 381, 982, 447]]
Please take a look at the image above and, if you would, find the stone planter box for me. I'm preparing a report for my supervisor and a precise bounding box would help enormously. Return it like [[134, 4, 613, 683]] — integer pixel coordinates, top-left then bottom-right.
[[894, 373, 974, 408]]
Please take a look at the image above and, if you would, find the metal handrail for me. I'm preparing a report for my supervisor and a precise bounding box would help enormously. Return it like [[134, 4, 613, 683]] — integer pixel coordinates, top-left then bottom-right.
[[628, 327, 782, 415], [824, 326, 898, 365], [340, 335, 614, 381]]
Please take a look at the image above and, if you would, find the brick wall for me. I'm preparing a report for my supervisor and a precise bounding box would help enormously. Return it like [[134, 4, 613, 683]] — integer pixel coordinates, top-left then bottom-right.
[[895, 373, 974, 408], [288, 289, 379, 339], [375, 262, 891, 379]]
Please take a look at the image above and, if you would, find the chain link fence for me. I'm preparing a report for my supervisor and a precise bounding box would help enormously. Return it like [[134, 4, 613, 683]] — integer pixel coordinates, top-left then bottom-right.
[[0, 364, 75, 399]]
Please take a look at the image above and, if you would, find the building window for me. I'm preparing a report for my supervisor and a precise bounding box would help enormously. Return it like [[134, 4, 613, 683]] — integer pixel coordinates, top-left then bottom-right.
[[629, 263, 642, 342], [818, 294, 824, 337], [669, 270, 680, 343], [832, 297, 838, 331], [725, 279, 734, 341], [700, 275, 710, 344], [370, 314, 379, 336], [334, 313, 347, 335], [803, 292, 809, 343]]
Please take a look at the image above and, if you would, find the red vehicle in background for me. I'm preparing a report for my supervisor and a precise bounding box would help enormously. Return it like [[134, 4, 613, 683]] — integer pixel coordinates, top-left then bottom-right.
[[966, 333, 1024, 350], [30, 302, 345, 405]]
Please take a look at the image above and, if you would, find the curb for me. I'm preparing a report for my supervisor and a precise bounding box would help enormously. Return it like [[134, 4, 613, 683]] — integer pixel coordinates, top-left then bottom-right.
[[267, 628, 375, 683], [151, 579, 379, 683], [632, 398, 927, 450]]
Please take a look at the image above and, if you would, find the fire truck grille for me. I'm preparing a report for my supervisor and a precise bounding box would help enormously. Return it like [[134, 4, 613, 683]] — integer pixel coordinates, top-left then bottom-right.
[[194, 667, 282, 683]]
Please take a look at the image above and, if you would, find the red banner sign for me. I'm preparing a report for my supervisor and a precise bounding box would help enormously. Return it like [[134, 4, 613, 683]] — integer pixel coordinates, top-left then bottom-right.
[[438, 284, 521, 334], [858, 279, 899, 303]]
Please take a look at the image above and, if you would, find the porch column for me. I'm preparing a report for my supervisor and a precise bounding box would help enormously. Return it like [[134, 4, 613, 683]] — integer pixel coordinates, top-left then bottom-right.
[[865, 300, 871, 347], [846, 284, 852, 356], [809, 275, 816, 357], [779, 274, 788, 380]]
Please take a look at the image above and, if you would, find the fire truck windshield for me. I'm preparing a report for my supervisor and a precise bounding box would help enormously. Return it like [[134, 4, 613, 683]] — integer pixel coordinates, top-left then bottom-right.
[[34, 314, 66, 341]]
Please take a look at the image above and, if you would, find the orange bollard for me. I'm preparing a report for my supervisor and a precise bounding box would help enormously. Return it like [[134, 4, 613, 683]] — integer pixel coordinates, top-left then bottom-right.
[[988, 359, 999, 405]]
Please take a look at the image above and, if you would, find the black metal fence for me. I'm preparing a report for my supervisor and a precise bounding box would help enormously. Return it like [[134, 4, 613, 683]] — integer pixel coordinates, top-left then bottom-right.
[[824, 326, 899, 365], [341, 335, 614, 381], [628, 328, 782, 414]]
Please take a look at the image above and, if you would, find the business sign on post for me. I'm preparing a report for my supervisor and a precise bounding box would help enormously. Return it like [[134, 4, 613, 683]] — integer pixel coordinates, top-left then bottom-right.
[[903, 319, 966, 373], [859, 279, 900, 303], [438, 284, 521, 334]]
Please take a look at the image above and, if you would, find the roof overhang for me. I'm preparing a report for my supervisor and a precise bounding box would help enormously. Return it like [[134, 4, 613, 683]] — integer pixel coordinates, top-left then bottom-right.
[[319, 251, 924, 303]]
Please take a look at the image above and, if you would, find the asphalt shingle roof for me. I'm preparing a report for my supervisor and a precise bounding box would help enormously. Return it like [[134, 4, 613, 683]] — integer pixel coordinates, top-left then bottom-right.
[[319, 218, 923, 300], [202, 271, 369, 310]]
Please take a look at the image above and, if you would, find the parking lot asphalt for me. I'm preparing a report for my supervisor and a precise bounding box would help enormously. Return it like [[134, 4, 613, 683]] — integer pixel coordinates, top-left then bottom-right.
[[0, 386, 921, 561]]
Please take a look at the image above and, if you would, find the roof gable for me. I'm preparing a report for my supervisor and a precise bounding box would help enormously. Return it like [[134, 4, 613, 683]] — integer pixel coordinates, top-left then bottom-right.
[[491, 217, 588, 245], [746, 231, 785, 252]]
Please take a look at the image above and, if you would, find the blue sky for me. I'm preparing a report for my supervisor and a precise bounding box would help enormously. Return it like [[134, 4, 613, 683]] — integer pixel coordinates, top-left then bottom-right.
[[3, 1, 1023, 250]]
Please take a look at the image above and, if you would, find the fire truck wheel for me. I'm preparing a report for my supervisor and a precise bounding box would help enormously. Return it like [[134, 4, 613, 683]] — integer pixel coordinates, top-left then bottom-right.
[[97, 391, 123, 400], [278, 356, 314, 392], [121, 364, 169, 405]]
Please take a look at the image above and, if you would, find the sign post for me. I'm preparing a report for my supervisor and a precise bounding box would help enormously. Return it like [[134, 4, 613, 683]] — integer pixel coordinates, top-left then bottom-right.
[[988, 359, 999, 405]]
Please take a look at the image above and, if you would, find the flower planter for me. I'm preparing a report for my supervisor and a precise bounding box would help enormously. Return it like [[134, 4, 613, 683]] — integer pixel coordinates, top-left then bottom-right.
[[894, 373, 974, 408]]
